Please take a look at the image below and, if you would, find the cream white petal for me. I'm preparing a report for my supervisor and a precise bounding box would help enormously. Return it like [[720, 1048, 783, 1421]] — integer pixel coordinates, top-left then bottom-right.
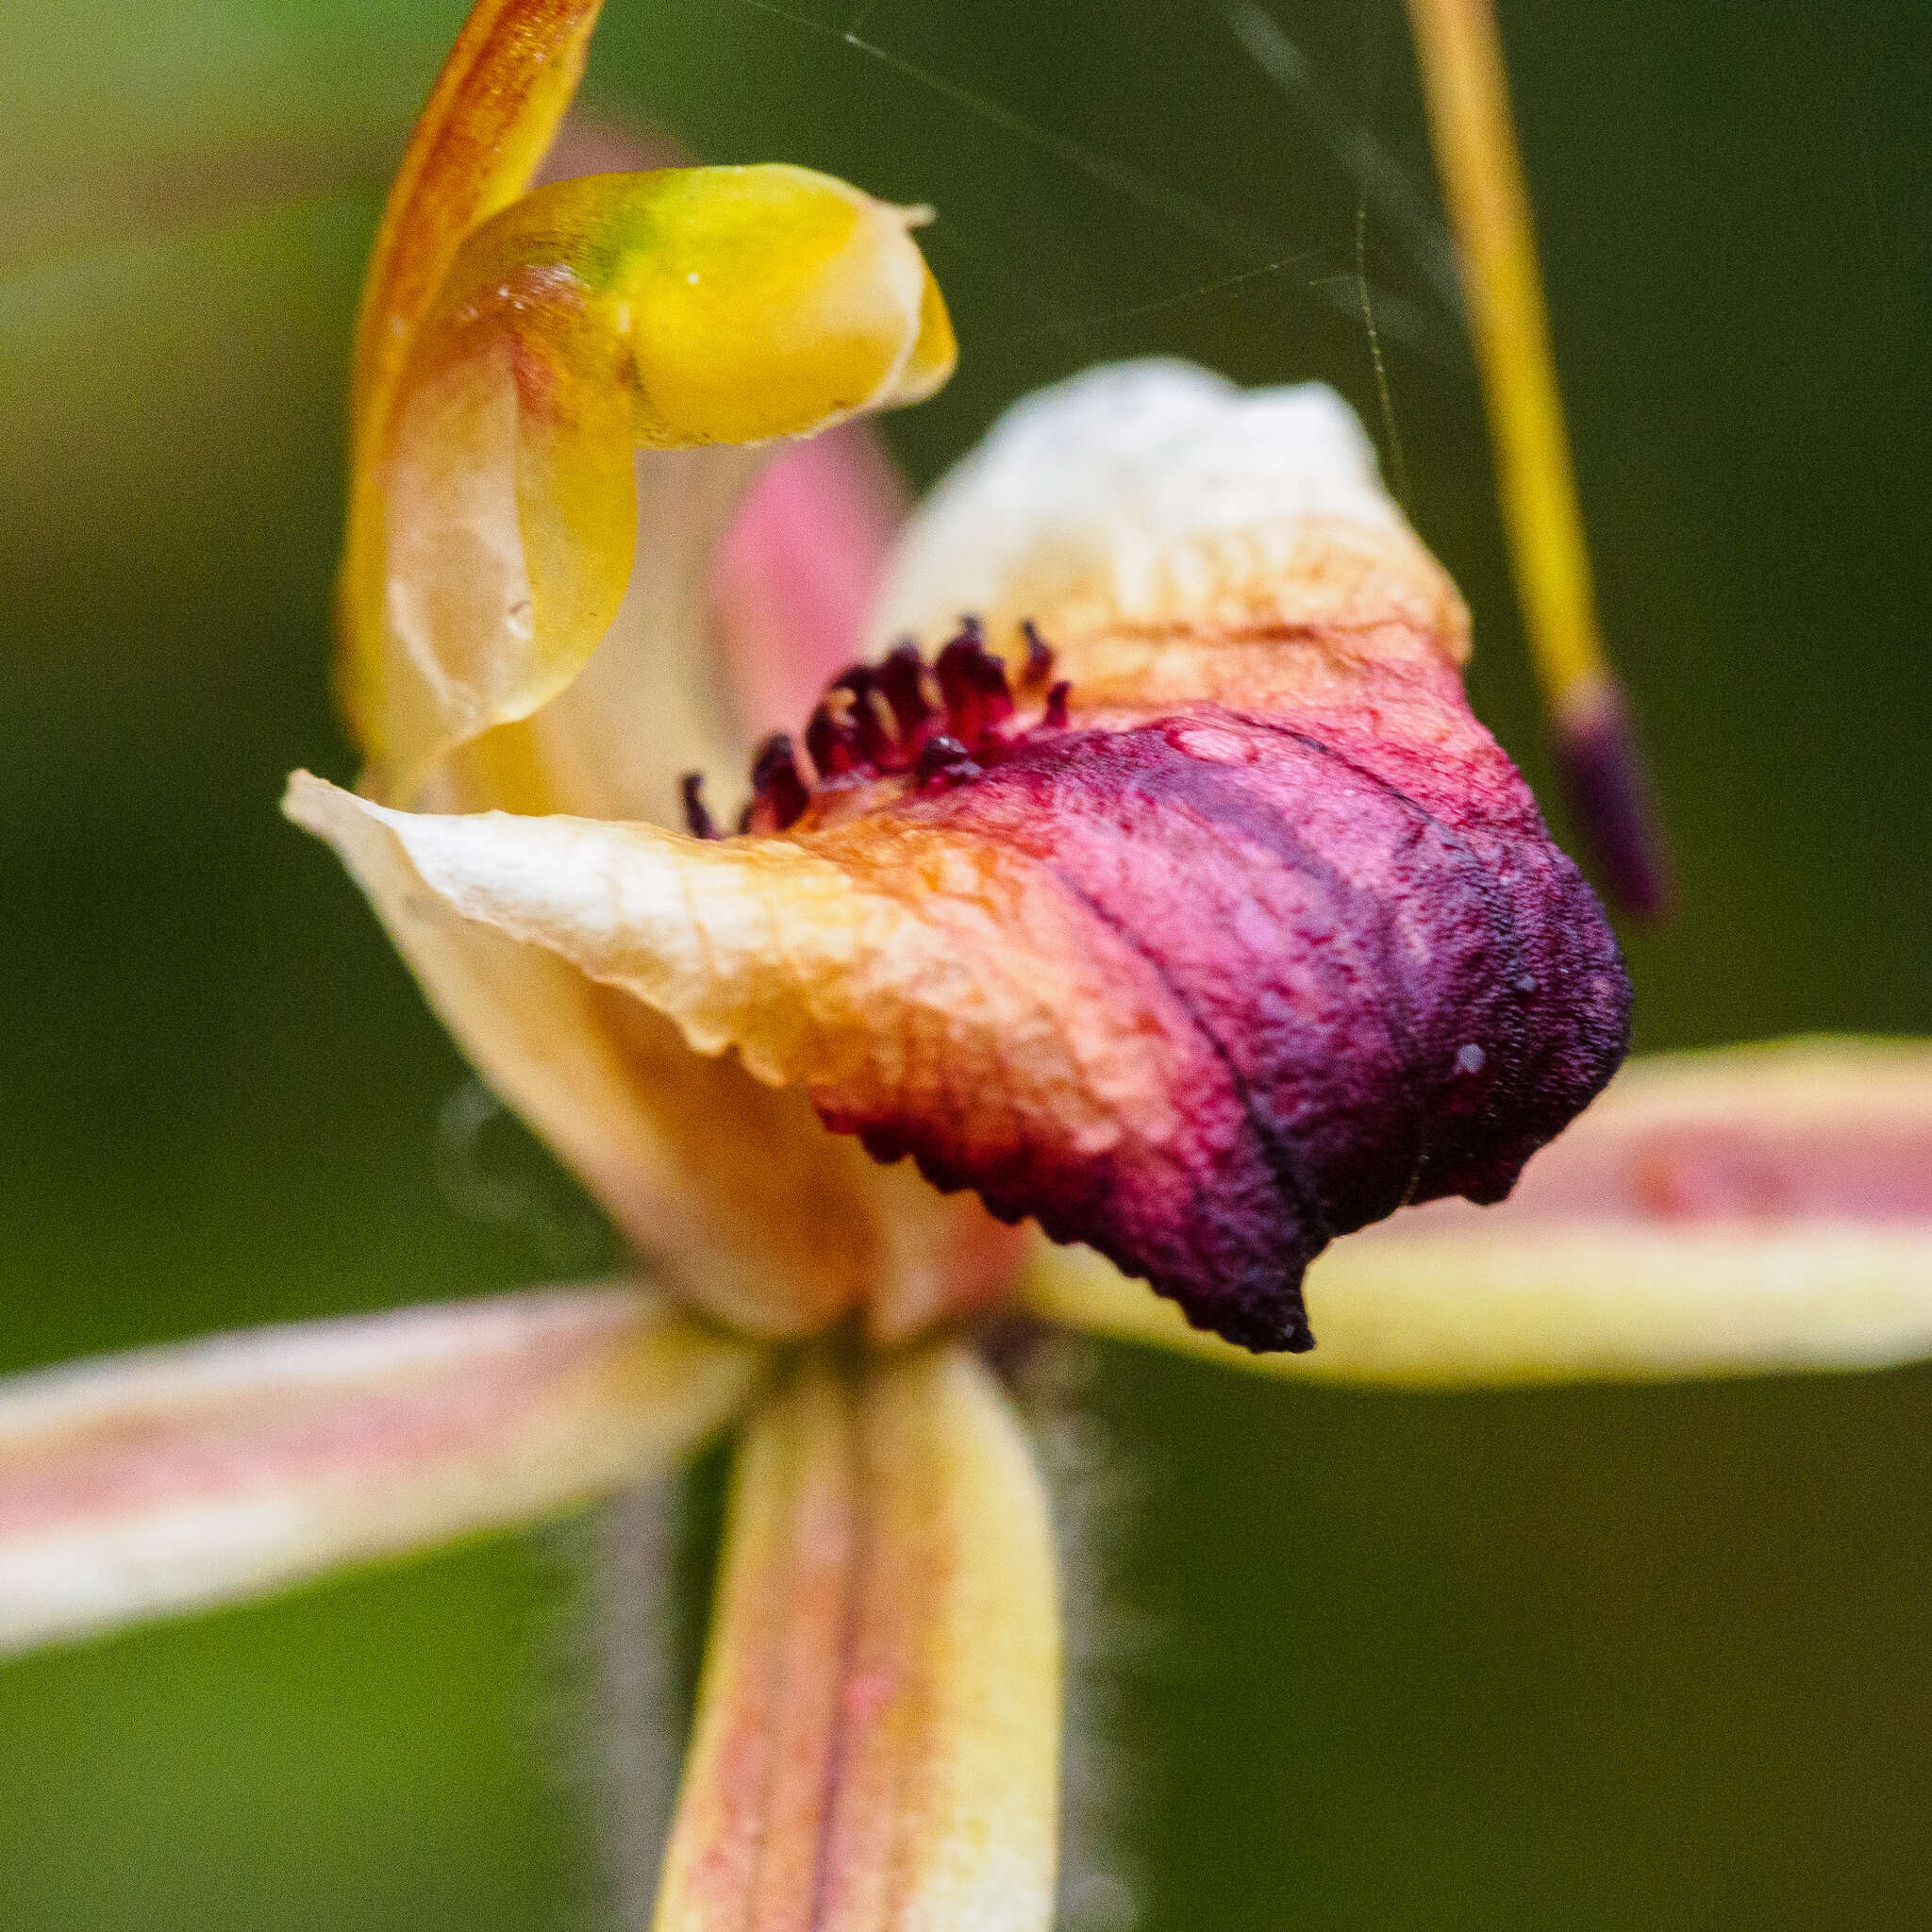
[[284, 773, 1021, 1339], [867, 358, 1467, 687]]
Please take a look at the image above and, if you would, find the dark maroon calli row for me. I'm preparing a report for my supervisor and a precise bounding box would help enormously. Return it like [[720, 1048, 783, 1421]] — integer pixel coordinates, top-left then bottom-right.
[[683, 620, 1066, 839]]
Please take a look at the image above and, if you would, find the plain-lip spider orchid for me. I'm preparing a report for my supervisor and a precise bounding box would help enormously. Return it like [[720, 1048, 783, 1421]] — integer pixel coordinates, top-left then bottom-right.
[[2, 2, 1928, 1928]]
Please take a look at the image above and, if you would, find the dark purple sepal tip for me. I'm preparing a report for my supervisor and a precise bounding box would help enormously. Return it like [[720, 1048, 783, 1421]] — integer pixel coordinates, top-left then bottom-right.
[[1552, 675, 1675, 923]]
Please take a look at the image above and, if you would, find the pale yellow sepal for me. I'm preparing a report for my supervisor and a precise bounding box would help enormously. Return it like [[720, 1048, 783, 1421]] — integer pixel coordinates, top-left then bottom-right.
[[1025, 1227, 1932, 1389], [654, 1343, 1059, 1932], [0, 1285, 761, 1657], [1026, 1038, 1932, 1387]]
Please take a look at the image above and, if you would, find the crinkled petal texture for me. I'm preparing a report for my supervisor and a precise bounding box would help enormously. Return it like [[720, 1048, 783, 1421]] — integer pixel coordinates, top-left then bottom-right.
[[288, 768, 1020, 1341], [292, 361, 1631, 1353], [653, 1342, 1058, 1932], [1027, 1039, 1932, 1384], [0, 1286, 760, 1655]]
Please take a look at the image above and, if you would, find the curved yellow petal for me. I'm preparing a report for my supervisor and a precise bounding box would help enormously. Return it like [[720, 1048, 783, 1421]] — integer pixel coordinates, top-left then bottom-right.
[[0, 1285, 761, 1657], [653, 1344, 1058, 1932], [1025, 1040, 1932, 1386], [284, 773, 1020, 1340], [348, 0, 605, 447], [341, 162, 952, 806]]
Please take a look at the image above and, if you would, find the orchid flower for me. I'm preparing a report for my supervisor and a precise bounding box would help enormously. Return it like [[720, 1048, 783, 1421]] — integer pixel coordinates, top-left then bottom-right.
[[3, 2, 1929, 1926]]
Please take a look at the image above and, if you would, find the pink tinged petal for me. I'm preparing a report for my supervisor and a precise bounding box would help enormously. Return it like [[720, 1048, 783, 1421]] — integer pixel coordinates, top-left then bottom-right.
[[711, 423, 909, 743], [0, 1286, 761, 1657], [1421, 1035, 1932, 1224], [652, 1344, 1059, 1932], [532, 113, 686, 189], [1025, 1040, 1932, 1386]]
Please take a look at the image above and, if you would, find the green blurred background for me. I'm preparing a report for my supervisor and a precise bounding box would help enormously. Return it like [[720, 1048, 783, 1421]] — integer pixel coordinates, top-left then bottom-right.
[[3, 1, 1928, 1925]]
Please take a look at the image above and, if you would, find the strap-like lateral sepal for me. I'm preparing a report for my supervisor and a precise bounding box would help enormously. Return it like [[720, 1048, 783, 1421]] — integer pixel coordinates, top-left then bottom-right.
[[0, 1285, 760, 1655]]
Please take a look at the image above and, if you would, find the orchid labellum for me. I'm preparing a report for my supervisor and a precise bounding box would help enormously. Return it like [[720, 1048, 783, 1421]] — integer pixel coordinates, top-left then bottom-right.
[[4, 1, 1930, 1926]]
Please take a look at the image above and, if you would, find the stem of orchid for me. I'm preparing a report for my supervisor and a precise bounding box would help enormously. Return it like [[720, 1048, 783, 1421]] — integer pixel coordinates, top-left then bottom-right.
[[1406, 0, 1673, 919]]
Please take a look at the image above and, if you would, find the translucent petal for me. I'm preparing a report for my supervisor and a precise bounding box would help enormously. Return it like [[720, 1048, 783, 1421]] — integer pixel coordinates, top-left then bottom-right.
[[653, 1344, 1058, 1932], [347, 0, 607, 447], [0, 1285, 761, 1656], [1025, 1040, 1932, 1385], [341, 163, 950, 805]]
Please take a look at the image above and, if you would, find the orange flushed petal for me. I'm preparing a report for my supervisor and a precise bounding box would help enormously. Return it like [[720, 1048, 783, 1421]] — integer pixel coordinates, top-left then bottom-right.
[[0, 1286, 760, 1656], [1027, 1039, 1932, 1385], [653, 1345, 1058, 1932], [284, 772, 1019, 1341]]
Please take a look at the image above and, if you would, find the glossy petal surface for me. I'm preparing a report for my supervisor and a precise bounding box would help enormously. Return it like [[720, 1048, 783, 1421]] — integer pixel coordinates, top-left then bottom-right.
[[348, 0, 606, 447], [1027, 1040, 1932, 1384], [653, 1344, 1058, 1932], [0, 1286, 761, 1656]]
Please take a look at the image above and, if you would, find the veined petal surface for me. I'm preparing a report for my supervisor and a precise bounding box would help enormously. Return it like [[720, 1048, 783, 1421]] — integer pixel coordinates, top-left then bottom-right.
[[1026, 1039, 1932, 1385], [292, 362, 1629, 1355], [653, 1343, 1059, 1932], [0, 1286, 761, 1656]]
